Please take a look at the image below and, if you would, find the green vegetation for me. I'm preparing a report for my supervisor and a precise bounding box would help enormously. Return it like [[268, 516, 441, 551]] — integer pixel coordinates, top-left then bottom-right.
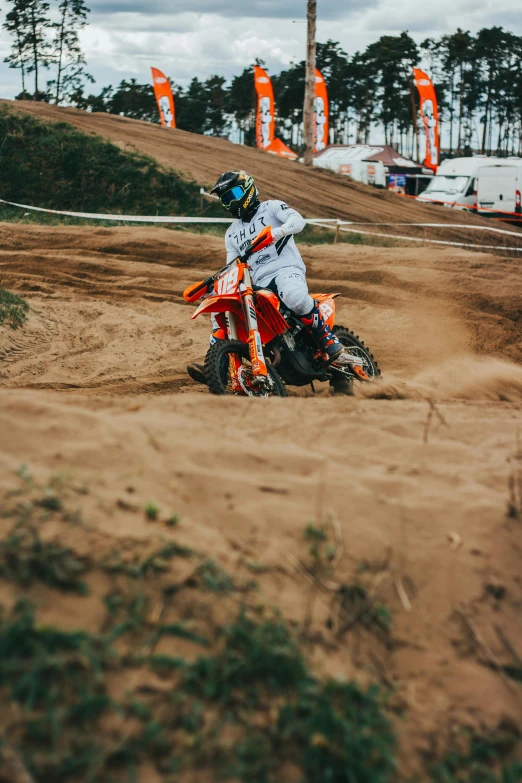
[[0, 522, 89, 594], [0, 287, 29, 329], [144, 501, 160, 522], [429, 728, 522, 783], [0, 105, 223, 218]]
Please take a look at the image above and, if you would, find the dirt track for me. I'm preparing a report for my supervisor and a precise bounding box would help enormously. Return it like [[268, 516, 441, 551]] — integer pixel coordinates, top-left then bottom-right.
[[3, 98, 522, 252], [1, 220, 522, 775]]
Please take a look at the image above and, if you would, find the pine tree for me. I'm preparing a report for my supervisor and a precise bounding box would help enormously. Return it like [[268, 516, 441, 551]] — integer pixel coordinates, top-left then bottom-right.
[[49, 0, 93, 105], [2, 0, 31, 95], [26, 0, 53, 98]]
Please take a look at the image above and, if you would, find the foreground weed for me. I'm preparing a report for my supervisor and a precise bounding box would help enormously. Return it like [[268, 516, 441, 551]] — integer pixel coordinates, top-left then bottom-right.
[[429, 727, 522, 782], [101, 539, 192, 578], [0, 599, 112, 711], [197, 559, 235, 593], [144, 501, 159, 521], [0, 287, 29, 329], [0, 523, 89, 594]]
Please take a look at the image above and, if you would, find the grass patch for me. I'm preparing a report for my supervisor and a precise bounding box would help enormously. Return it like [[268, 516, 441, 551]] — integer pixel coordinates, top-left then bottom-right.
[[0, 287, 29, 329], [101, 539, 193, 578], [429, 726, 522, 782], [144, 501, 159, 521], [197, 558, 235, 593], [0, 523, 89, 594]]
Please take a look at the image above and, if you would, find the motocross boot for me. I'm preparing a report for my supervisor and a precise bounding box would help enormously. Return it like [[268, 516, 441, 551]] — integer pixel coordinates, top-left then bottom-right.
[[300, 303, 343, 363], [187, 363, 207, 385]]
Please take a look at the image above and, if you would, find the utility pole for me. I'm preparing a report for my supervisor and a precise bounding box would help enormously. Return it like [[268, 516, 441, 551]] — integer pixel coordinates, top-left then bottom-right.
[[303, 0, 316, 166]]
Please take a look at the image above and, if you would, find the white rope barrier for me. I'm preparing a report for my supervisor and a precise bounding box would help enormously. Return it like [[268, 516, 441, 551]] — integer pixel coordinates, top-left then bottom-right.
[[311, 221, 522, 252], [1, 191, 520, 252]]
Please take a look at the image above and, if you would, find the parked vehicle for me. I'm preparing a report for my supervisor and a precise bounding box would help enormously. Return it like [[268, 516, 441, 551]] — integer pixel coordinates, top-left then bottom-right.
[[476, 164, 522, 217], [417, 156, 522, 216]]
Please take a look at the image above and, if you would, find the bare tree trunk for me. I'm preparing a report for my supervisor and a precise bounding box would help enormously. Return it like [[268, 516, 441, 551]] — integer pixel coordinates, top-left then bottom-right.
[[15, 27, 27, 93], [481, 71, 492, 154], [303, 0, 316, 165], [409, 77, 419, 161], [457, 65, 463, 154], [55, 1, 68, 104], [30, 5, 39, 94], [449, 70, 455, 155]]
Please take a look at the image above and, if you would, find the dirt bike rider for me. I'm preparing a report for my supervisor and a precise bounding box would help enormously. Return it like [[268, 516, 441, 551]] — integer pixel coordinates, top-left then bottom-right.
[[187, 170, 343, 384]]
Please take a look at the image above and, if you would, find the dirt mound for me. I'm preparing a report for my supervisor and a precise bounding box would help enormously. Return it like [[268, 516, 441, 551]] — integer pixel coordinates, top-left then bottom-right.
[[2, 99, 522, 252], [1, 221, 522, 779]]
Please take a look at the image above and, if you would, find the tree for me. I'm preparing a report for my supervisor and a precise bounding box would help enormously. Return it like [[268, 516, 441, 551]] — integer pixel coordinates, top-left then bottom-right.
[[26, 0, 53, 97], [273, 60, 305, 147], [303, 0, 316, 165], [203, 75, 227, 136], [49, 0, 93, 105], [365, 32, 419, 150], [3, 0, 52, 98], [175, 77, 208, 133], [224, 66, 257, 146], [109, 79, 157, 121], [2, 1, 31, 94]]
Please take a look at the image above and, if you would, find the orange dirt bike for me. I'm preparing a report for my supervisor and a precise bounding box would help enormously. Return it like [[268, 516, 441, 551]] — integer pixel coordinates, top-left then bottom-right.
[[183, 227, 380, 397]]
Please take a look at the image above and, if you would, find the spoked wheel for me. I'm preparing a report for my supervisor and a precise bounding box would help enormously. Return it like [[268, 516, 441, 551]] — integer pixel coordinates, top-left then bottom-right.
[[204, 340, 287, 397], [330, 326, 381, 395]]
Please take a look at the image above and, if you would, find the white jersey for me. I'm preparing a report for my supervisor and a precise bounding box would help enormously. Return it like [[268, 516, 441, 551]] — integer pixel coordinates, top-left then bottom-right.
[[225, 200, 306, 286]]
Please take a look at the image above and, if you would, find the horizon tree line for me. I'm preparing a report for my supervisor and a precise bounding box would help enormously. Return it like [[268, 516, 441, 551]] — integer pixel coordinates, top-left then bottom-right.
[[3, 2, 522, 159]]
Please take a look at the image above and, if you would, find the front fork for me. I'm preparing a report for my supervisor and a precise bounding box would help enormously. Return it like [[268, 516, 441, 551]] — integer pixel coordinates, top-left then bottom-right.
[[224, 268, 268, 383], [241, 268, 268, 381]]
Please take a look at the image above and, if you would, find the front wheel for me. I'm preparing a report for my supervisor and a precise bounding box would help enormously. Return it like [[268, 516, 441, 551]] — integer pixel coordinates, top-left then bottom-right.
[[204, 340, 287, 398]]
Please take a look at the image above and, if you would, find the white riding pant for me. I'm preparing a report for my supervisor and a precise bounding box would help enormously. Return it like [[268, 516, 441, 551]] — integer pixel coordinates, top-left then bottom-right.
[[268, 267, 314, 316]]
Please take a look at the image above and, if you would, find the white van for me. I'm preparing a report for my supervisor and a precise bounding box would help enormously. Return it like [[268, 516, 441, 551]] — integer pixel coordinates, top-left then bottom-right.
[[476, 164, 522, 217], [417, 156, 522, 216]]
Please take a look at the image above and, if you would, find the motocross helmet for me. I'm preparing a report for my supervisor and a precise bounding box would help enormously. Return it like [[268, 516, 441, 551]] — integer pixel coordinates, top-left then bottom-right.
[[211, 170, 260, 221]]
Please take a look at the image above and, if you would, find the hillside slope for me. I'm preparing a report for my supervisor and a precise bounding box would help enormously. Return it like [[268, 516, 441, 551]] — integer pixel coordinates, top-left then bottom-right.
[[2, 99, 522, 251]]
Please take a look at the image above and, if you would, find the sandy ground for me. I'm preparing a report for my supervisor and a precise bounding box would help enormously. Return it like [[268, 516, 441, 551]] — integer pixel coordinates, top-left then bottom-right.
[[1, 220, 522, 777], [3, 98, 522, 252]]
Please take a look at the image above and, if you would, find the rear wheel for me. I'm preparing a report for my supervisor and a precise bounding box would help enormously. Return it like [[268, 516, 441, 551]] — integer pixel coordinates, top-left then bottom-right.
[[330, 327, 381, 395], [205, 340, 287, 398]]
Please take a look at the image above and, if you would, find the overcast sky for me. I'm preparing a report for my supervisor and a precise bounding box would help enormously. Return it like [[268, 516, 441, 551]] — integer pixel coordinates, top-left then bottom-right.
[[0, 0, 520, 99]]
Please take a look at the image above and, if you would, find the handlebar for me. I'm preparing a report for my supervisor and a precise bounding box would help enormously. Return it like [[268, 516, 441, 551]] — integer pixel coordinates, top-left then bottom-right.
[[183, 226, 274, 303]]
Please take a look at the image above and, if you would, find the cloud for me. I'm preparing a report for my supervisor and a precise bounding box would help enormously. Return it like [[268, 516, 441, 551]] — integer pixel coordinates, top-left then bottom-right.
[[0, 0, 520, 98], [86, 0, 367, 21]]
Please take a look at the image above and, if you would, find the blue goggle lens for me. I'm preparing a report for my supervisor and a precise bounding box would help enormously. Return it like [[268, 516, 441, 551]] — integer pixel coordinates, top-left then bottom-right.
[[221, 185, 245, 206]]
